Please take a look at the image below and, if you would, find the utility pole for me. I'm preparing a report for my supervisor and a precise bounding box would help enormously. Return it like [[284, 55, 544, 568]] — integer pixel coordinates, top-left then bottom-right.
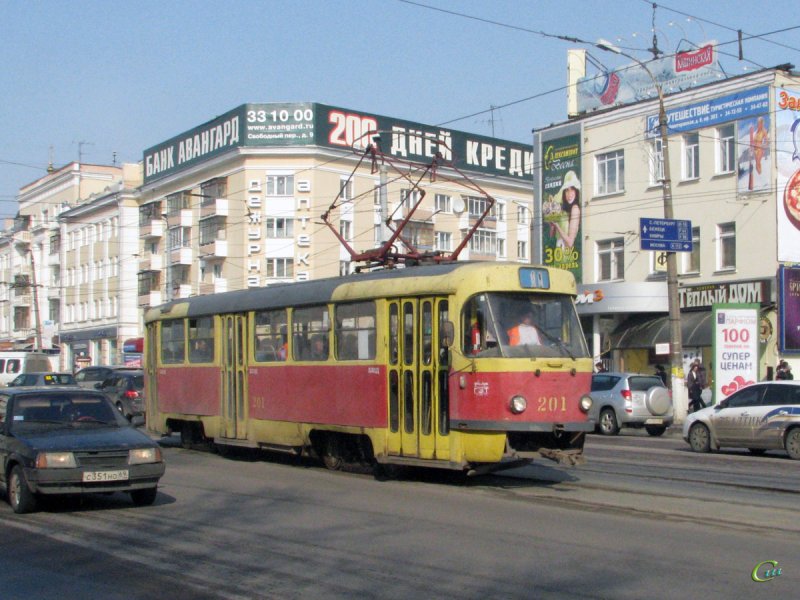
[[596, 40, 686, 421], [29, 248, 43, 350]]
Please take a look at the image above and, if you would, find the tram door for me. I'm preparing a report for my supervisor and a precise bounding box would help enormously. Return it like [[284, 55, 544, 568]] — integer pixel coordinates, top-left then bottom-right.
[[387, 297, 448, 460], [221, 314, 248, 440], [144, 325, 158, 423]]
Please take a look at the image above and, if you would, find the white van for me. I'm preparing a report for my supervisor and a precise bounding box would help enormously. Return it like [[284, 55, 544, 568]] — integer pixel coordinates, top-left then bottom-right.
[[0, 352, 55, 387]]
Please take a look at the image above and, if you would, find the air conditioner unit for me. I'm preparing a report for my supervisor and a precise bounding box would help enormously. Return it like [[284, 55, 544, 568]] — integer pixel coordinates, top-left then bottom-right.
[[249, 179, 262, 191], [297, 180, 311, 192]]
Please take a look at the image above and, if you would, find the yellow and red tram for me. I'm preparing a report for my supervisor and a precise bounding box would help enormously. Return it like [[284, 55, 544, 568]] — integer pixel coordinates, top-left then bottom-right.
[[144, 262, 594, 473]]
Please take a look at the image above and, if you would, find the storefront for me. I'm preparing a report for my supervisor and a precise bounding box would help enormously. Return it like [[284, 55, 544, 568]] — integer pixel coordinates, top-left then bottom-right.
[[577, 278, 777, 379], [59, 326, 119, 372]]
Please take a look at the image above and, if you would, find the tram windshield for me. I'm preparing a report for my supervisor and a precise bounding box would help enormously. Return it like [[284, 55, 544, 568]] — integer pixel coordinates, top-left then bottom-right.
[[461, 292, 589, 359]]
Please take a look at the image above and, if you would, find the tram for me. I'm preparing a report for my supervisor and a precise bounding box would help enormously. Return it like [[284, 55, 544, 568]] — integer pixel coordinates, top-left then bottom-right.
[[144, 261, 594, 474]]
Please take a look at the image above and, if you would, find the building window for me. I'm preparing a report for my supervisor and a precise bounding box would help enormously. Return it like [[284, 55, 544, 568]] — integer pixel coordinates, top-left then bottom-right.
[[434, 194, 452, 213], [339, 219, 352, 242], [339, 177, 353, 201], [201, 178, 227, 206], [598, 238, 624, 281], [682, 133, 700, 180], [199, 217, 226, 245], [497, 237, 506, 258], [596, 150, 625, 195], [434, 231, 452, 251], [681, 227, 701, 274], [168, 226, 191, 250], [265, 217, 294, 238], [400, 188, 421, 210], [649, 138, 664, 185], [717, 222, 736, 271], [494, 202, 506, 222], [166, 192, 190, 216], [517, 240, 528, 260], [266, 175, 294, 196], [716, 124, 735, 174], [516, 204, 529, 224], [466, 195, 493, 218], [266, 258, 293, 279], [469, 229, 497, 255]]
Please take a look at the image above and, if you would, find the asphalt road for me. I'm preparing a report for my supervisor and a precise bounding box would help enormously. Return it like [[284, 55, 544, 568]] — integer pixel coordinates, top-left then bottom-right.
[[0, 431, 797, 599]]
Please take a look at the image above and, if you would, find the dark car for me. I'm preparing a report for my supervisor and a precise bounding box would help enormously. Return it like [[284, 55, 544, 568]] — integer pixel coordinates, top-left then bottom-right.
[[7, 372, 78, 387], [0, 387, 165, 514], [96, 371, 145, 420], [74, 365, 139, 389]]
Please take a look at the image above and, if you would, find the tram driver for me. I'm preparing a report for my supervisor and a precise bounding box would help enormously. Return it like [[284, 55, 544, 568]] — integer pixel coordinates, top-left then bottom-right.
[[506, 308, 543, 346]]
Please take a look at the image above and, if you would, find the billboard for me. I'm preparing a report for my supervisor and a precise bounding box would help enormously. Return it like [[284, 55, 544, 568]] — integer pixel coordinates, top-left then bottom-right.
[[779, 265, 800, 353], [143, 103, 533, 185], [540, 133, 582, 281], [775, 87, 800, 262], [713, 304, 759, 402]]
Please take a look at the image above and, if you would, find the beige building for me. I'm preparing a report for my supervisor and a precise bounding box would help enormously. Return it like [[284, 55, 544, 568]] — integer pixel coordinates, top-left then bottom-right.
[[537, 54, 800, 412], [137, 102, 534, 306], [0, 162, 136, 366]]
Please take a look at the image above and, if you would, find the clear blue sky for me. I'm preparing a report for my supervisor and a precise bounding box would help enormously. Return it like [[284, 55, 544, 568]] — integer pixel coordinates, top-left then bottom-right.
[[2, 0, 798, 219]]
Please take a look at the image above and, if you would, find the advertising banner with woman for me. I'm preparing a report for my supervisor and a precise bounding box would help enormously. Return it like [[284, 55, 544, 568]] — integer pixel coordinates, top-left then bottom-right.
[[776, 87, 800, 262], [541, 134, 582, 282]]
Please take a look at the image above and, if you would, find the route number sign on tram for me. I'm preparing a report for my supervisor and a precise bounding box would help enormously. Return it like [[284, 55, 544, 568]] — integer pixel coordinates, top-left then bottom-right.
[[639, 218, 693, 252]]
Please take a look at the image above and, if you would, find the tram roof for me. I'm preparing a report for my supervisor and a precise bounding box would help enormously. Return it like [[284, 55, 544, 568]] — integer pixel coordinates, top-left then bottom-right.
[[144, 261, 569, 321]]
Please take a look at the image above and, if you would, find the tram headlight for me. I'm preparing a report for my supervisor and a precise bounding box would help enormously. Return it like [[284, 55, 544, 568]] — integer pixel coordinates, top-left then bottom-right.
[[509, 395, 527, 414], [579, 394, 593, 413]]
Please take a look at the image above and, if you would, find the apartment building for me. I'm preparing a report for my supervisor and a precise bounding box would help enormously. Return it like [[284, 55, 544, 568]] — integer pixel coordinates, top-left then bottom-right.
[[0, 162, 139, 369], [136, 102, 535, 306], [537, 51, 799, 389]]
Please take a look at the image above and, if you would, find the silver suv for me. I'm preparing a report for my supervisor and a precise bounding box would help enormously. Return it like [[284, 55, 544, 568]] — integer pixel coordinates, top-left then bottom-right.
[[589, 372, 673, 436]]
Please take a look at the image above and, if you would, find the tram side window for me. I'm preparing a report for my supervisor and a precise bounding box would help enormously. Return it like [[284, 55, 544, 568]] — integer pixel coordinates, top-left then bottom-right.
[[293, 306, 329, 361], [335, 302, 376, 360], [254, 309, 288, 362], [188, 317, 215, 363], [161, 320, 185, 364]]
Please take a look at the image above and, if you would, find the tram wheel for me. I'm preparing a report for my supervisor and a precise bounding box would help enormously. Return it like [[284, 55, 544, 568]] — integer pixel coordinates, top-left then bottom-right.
[[321, 435, 344, 470]]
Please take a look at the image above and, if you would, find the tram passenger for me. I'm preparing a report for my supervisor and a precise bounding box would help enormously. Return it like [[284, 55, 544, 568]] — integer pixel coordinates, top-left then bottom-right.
[[309, 335, 328, 360], [506, 309, 543, 346]]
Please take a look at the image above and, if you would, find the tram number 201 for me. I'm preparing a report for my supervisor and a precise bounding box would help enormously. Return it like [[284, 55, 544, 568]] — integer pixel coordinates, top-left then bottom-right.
[[537, 396, 567, 412]]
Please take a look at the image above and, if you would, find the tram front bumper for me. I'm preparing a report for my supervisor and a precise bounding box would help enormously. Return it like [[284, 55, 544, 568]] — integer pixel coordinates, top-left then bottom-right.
[[506, 423, 591, 466]]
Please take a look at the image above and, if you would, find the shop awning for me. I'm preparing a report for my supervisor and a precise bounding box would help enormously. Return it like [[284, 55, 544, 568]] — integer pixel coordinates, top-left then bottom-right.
[[610, 311, 712, 349]]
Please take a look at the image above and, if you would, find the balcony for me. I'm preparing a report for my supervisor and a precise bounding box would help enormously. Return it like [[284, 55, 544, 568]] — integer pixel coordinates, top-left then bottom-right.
[[13, 230, 31, 247], [199, 239, 228, 259], [138, 290, 162, 308], [138, 253, 164, 272], [171, 284, 192, 299], [141, 219, 165, 239], [169, 247, 193, 266], [165, 209, 192, 228], [47, 251, 61, 266], [199, 279, 228, 295], [200, 198, 229, 219]]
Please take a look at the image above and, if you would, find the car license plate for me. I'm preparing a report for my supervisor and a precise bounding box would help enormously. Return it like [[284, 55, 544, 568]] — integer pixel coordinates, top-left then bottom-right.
[[645, 418, 664, 425], [82, 470, 129, 482]]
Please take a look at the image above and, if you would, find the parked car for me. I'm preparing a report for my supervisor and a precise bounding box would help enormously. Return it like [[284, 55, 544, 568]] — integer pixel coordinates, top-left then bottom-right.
[[96, 370, 145, 420], [0, 387, 165, 514], [588, 372, 673, 436], [0, 351, 55, 387], [74, 365, 139, 389], [7, 372, 78, 387], [684, 380, 800, 459]]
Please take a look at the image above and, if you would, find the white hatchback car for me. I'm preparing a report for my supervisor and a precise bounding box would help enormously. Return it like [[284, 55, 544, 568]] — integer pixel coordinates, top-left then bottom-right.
[[683, 380, 800, 459]]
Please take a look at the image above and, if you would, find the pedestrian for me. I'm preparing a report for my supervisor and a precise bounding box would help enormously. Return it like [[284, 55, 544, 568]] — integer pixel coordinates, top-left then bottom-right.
[[654, 364, 667, 386], [687, 362, 705, 413], [776, 360, 793, 380], [595, 361, 608, 373]]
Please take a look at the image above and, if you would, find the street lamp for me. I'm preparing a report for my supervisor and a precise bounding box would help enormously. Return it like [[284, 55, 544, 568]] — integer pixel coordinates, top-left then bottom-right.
[[595, 39, 687, 422]]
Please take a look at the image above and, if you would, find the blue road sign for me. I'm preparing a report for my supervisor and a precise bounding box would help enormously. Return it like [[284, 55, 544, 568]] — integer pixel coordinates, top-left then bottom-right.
[[639, 218, 693, 252]]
